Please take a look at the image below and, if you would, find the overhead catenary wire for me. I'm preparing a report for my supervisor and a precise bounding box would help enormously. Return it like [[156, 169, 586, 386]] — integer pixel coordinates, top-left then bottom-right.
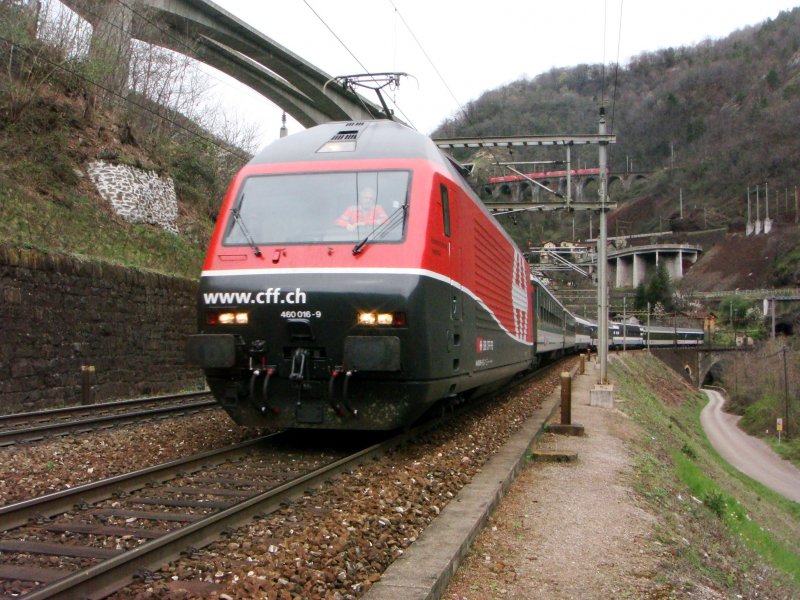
[[384, 0, 506, 167], [302, 0, 416, 128]]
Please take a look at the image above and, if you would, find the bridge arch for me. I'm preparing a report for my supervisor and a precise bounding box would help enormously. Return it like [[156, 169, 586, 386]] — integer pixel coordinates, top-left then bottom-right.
[[61, 0, 385, 127], [581, 177, 599, 202], [651, 347, 750, 389], [607, 175, 624, 198]]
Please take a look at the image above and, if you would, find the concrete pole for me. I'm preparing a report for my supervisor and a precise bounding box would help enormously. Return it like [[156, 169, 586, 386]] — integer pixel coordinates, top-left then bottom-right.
[[566, 146, 572, 208], [623, 297, 627, 352], [597, 108, 609, 384], [771, 298, 776, 339], [783, 347, 790, 438], [756, 185, 761, 224], [747, 188, 753, 228], [646, 302, 651, 350]]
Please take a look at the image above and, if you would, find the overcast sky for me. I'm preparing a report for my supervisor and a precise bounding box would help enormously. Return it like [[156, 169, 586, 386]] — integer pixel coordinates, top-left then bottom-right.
[[206, 0, 799, 150]]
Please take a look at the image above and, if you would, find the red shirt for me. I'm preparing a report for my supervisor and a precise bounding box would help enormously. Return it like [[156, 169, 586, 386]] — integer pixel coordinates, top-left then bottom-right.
[[336, 205, 388, 228]]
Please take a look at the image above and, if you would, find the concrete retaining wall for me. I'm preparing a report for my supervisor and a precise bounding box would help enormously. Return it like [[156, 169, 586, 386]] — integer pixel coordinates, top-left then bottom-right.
[[0, 245, 203, 413]]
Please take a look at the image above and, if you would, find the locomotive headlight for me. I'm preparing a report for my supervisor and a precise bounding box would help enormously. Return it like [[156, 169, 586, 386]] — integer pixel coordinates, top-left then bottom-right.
[[209, 311, 249, 325], [358, 312, 377, 326], [357, 312, 406, 327]]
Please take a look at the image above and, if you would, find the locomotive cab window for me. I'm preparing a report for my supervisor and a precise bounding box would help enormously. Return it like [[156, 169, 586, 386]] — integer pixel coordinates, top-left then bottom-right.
[[224, 170, 410, 246], [440, 184, 451, 237]]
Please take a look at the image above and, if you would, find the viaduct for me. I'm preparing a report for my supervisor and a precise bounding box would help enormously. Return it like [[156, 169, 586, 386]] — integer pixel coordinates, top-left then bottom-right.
[[58, 0, 387, 127]]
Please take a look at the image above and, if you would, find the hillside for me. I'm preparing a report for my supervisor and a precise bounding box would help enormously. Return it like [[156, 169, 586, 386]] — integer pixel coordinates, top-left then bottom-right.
[[0, 3, 250, 279], [435, 6, 800, 288], [678, 224, 800, 292]]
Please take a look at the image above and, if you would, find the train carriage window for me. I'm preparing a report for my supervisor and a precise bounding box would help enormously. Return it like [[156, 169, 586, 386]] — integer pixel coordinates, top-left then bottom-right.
[[440, 184, 451, 237], [224, 170, 410, 245]]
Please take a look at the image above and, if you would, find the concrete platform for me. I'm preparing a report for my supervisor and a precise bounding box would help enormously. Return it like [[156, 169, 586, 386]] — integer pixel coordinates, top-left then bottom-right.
[[365, 364, 591, 600]]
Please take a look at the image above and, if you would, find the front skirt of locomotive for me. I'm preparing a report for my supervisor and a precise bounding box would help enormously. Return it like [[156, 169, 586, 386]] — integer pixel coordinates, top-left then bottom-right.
[[201, 360, 448, 431], [188, 269, 532, 430]]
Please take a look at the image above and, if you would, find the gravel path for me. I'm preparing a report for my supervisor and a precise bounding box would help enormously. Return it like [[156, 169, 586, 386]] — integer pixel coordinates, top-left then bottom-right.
[[445, 368, 675, 599]]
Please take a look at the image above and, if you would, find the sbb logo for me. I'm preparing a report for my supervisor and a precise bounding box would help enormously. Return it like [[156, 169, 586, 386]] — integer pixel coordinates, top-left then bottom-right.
[[476, 337, 495, 353]]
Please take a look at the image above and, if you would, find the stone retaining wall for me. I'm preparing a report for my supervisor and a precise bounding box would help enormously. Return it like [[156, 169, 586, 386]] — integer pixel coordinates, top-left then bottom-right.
[[0, 245, 203, 413]]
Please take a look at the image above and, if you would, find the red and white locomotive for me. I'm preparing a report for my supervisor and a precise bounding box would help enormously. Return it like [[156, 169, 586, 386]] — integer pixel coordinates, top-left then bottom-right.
[[187, 120, 534, 430]]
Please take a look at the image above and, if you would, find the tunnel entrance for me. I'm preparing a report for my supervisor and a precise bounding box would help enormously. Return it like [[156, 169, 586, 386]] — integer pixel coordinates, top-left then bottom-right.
[[775, 320, 794, 336]]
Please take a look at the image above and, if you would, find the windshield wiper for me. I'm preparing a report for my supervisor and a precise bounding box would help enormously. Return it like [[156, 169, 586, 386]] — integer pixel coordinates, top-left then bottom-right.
[[230, 204, 262, 257], [352, 204, 407, 255]]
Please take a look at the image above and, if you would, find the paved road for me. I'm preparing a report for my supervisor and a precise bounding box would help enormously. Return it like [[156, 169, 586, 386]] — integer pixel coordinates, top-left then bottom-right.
[[701, 388, 800, 503]]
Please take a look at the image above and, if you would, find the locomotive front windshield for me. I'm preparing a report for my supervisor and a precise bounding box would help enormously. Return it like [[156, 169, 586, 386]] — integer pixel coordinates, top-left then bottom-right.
[[224, 170, 410, 245]]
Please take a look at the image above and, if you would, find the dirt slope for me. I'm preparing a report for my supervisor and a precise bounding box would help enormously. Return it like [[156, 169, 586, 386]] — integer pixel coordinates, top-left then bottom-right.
[[679, 224, 799, 292]]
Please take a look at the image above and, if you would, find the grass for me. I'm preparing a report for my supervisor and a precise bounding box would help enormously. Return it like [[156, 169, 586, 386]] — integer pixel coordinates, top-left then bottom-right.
[[768, 436, 800, 464], [612, 354, 800, 597], [673, 449, 800, 576], [0, 181, 208, 279], [0, 75, 226, 280]]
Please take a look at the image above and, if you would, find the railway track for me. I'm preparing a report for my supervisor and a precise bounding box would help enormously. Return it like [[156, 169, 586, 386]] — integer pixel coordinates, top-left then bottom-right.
[[0, 392, 218, 446], [0, 430, 380, 598], [0, 361, 569, 598]]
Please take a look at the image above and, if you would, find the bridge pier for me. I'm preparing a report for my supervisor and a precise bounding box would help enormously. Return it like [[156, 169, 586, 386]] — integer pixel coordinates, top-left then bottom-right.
[[605, 245, 701, 290], [86, 0, 133, 106]]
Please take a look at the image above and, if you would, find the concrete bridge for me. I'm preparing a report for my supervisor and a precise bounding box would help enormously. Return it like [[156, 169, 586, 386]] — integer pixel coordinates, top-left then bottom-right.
[[696, 289, 800, 336], [60, 0, 386, 127], [651, 346, 752, 388], [484, 169, 649, 205], [564, 242, 702, 288], [607, 243, 701, 287]]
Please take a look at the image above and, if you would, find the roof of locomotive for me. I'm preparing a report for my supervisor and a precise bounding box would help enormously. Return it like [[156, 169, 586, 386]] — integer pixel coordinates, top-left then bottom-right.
[[248, 120, 450, 166], [246, 119, 524, 257]]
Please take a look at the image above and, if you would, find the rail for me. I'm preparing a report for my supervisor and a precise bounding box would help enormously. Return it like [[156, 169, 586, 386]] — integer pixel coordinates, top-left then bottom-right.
[[0, 392, 217, 445]]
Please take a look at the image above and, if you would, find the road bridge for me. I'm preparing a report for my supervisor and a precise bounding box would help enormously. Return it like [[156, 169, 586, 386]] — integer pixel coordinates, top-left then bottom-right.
[[606, 243, 701, 287], [60, 0, 386, 127], [651, 346, 752, 388], [555, 243, 701, 287]]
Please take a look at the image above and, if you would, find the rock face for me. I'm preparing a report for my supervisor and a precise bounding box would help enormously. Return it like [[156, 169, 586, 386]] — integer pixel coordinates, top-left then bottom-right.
[[87, 161, 178, 234]]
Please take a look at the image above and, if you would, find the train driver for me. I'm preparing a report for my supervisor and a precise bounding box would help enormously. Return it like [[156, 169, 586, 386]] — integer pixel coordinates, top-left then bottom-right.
[[336, 186, 388, 231]]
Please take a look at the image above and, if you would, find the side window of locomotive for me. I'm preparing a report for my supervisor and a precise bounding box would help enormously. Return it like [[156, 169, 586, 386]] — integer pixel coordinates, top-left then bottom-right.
[[440, 184, 451, 237], [223, 171, 409, 245]]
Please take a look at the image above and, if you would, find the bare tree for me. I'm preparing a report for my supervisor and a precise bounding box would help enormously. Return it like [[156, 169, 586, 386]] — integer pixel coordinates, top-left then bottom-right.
[[1, 0, 90, 119]]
